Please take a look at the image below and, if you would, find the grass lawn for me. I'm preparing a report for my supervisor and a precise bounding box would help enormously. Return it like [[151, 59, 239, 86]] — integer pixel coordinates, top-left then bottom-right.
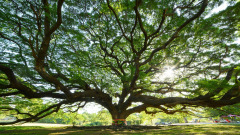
[[0, 124, 240, 135]]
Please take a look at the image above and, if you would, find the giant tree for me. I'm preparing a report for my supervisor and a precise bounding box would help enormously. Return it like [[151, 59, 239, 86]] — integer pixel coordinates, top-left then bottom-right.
[[0, 0, 240, 125]]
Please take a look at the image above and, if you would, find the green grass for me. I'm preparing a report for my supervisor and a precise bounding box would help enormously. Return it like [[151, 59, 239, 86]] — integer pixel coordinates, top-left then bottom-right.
[[0, 126, 45, 131], [1, 124, 240, 135]]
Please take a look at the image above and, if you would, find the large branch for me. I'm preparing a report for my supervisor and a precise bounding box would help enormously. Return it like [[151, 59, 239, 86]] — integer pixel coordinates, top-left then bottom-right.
[[0, 64, 67, 99], [0, 101, 64, 125], [148, 9, 166, 38], [133, 0, 147, 39], [130, 85, 240, 112], [130, 11, 138, 53], [99, 37, 125, 76], [33, 0, 75, 98], [141, 0, 208, 66], [0, 65, 33, 97], [196, 67, 235, 100], [106, 0, 131, 42], [0, 92, 19, 97], [125, 104, 147, 117], [37, 0, 64, 65], [48, 0, 64, 35], [0, 33, 41, 81]]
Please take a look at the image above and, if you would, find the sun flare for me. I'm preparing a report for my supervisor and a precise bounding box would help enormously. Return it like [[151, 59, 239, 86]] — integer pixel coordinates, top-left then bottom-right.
[[163, 67, 175, 78], [154, 66, 176, 81]]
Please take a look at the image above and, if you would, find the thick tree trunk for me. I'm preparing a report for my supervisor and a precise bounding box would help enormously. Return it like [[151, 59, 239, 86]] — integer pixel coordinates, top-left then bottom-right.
[[110, 111, 128, 126], [183, 117, 188, 123]]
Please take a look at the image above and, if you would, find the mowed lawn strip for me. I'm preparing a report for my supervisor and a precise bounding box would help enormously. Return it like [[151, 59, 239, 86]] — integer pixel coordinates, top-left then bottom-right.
[[0, 124, 240, 135]]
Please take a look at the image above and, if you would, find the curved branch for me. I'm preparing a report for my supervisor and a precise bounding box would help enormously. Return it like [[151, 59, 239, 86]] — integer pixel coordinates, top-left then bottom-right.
[[0, 101, 64, 125], [106, 0, 131, 42], [0, 107, 34, 117], [37, 0, 64, 64], [48, 0, 64, 35], [148, 9, 166, 39], [133, 0, 147, 39], [0, 64, 67, 99], [141, 0, 208, 66], [197, 67, 235, 100], [0, 91, 20, 97]]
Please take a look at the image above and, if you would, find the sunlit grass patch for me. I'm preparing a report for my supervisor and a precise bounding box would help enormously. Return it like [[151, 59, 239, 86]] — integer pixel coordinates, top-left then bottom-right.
[[0, 126, 44, 131], [0, 124, 240, 135]]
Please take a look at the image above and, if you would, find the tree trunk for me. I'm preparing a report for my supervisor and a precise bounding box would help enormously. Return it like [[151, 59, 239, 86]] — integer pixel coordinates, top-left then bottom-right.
[[183, 117, 188, 123], [110, 111, 128, 126]]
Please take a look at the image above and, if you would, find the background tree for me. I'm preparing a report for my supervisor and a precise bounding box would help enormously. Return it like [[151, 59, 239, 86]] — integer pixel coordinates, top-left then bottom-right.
[[37, 110, 112, 125], [205, 103, 240, 117], [0, 0, 240, 125]]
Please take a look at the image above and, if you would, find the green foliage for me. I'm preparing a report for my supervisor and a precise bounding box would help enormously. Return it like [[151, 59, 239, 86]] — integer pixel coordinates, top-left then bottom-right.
[[205, 103, 240, 117], [38, 110, 112, 126], [0, 0, 240, 124]]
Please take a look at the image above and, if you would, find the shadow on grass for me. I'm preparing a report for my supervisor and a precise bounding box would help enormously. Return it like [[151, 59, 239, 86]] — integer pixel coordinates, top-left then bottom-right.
[[1, 124, 240, 135]]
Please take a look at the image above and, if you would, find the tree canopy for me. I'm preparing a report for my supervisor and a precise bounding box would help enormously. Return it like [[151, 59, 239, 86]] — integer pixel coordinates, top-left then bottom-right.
[[0, 0, 240, 125]]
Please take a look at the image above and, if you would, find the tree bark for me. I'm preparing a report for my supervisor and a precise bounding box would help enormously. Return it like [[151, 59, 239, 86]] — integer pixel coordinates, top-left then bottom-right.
[[110, 110, 129, 126], [183, 117, 188, 123]]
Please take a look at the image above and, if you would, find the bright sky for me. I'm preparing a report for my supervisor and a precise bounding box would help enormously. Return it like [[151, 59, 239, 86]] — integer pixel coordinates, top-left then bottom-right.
[[205, 1, 228, 18], [78, 103, 104, 114]]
